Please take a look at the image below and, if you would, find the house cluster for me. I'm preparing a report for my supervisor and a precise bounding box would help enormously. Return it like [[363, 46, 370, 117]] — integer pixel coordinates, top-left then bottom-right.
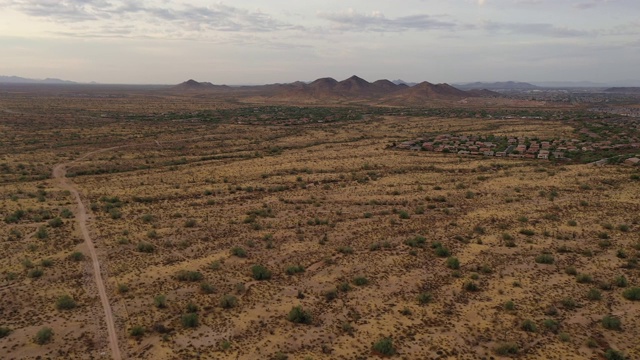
[[396, 133, 640, 161]]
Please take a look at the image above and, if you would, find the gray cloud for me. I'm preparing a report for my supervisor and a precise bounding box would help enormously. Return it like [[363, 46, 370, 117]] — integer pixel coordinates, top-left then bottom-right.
[[480, 21, 590, 37], [317, 10, 457, 32], [3, 0, 299, 33]]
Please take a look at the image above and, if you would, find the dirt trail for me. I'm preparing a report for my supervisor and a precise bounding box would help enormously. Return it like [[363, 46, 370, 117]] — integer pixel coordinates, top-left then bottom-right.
[[53, 146, 126, 360]]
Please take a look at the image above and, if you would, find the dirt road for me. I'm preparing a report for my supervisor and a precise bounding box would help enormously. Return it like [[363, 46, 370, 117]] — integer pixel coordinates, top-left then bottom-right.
[[53, 153, 123, 360]]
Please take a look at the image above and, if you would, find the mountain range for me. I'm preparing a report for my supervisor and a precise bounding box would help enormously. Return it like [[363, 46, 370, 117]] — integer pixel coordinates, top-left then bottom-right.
[[172, 76, 501, 104], [0, 75, 78, 84]]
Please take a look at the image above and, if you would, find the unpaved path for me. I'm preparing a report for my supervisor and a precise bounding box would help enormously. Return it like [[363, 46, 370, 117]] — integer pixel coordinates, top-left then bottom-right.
[[53, 146, 127, 360]]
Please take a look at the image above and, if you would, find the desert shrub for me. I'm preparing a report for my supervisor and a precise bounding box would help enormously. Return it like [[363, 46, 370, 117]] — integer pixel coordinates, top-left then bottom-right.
[[535, 254, 554, 264], [369, 242, 381, 251], [614, 276, 628, 288], [34, 327, 53, 345], [141, 214, 154, 223], [28, 268, 43, 278], [446, 257, 460, 269], [617, 224, 629, 232], [519, 229, 535, 236], [372, 337, 395, 356], [251, 265, 272, 280], [337, 246, 353, 254], [181, 313, 198, 328], [60, 208, 73, 218], [561, 298, 578, 309], [230, 246, 247, 258], [558, 332, 570, 342], [324, 288, 338, 302], [567, 220, 577, 226], [435, 246, 451, 257], [543, 319, 559, 332], [137, 242, 155, 253], [287, 306, 312, 324], [0, 326, 12, 338], [130, 325, 145, 338], [56, 295, 76, 310], [199, 282, 215, 294], [504, 300, 515, 311], [109, 208, 122, 219], [521, 319, 537, 332], [417, 292, 432, 304], [464, 281, 479, 292], [147, 230, 158, 239], [48, 217, 63, 228], [565, 266, 578, 276], [117, 283, 129, 294], [154, 294, 167, 308], [405, 236, 426, 248], [352, 276, 369, 286], [517, 216, 528, 223], [285, 265, 305, 275], [398, 211, 410, 219], [184, 219, 197, 228], [622, 287, 640, 301], [338, 282, 352, 292], [576, 273, 592, 283], [587, 288, 602, 301], [35, 226, 48, 239], [605, 349, 627, 360], [41, 258, 53, 267], [69, 252, 85, 261], [220, 294, 238, 309], [494, 342, 518, 356], [602, 315, 621, 330], [176, 270, 203, 282]]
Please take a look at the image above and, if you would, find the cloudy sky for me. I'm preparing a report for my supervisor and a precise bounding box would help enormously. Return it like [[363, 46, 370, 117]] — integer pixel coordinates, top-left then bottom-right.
[[1, 0, 638, 84]]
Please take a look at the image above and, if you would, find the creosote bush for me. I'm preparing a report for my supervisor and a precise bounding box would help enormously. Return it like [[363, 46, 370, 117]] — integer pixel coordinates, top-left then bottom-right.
[[602, 315, 622, 330], [372, 337, 395, 356], [251, 265, 272, 280], [55, 294, 76, 310], [34, 327, 53, 345], [220, 294, 238, 309], [622, 287, 640, 301], [287, 306, 312, 324]]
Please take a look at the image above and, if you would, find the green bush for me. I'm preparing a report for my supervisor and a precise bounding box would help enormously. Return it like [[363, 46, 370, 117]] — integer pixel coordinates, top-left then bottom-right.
[[55, 294, 77, 310], [200, 282, 215, 294], [69, 252, 84, 261], [602, 315, 622, 330], [181, 313, 198, 328], [338, 282, 352, 292], [285, 265, 305, 275], [543, 319, 559, 332], [464, 281, 479, 292], [28, 268, 43, 278], [494, 342, 518, 356], [398, 211, 410, 219], [576, 273, 592, 283], [614, 276, 628, 288], [417, 292, 433, 305], [0, 326, 12, 338], [175, 270, 204, 282], [535, 254, 554, 264], [231, 246, 247, 257], [404, 236, 426, 248], [220, 294, 238, 309], [372, 337, 395, 356], [605, 349, 627, 360], [622, 287, 640, 301], [137, 242, 155, 253], [130, 325, 145, 338], [287, 306, 312, 324], [41, 258, 53, 267], [48, 217, 63, 228], [435, 246, 451, 257], [35, 226, 48, 239], [519, 229, 535, 236], [184, 219, 197, 228], [34, 327, 53, 345], [324, 288, 338, 302], [60, 208, 73, 218], [154, 294, 167, 308], [521, 319, 537, 332], [352, 276, 369, 286], [446, 257, 460, 269], [565, 266, 578, 276], [504, 300, 515, 311], [587, 288, 602, 301], [251, 265, 272, 280]]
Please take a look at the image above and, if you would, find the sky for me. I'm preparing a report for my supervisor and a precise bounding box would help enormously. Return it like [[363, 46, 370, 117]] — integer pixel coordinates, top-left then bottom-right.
[[0, 0, 639, 84]]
